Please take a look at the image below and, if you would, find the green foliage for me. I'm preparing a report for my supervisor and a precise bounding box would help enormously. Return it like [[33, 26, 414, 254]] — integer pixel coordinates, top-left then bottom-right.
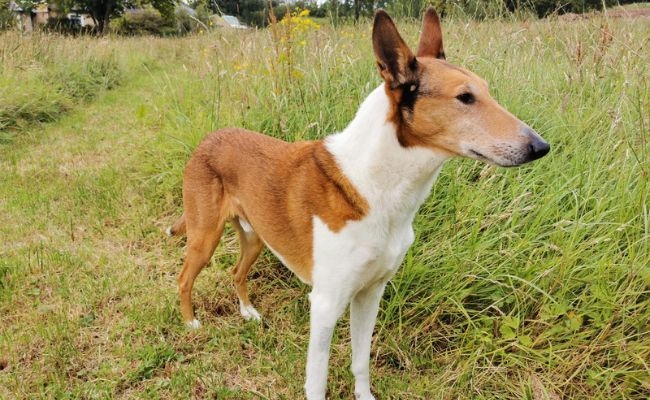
[[150, 0, 176, 24], [209, 0, 274, 27], [116, 7, 176, 36], [175, 7, 196, 35], [193, 0, 211, 23], [0, 0, 14, 31], [170, 3, 211, 35], [74, 0, 122, 33], [0, 32, 124, 136], [124, 344, 179, 385], [205, 0, 332, 27], [12, 0, 37, 11], [386, 0, 430, 19], [43, 16, 95, 35], [505, 0, 629, 17], [313, 0, 647, 20], [47, 0, 177, 34]]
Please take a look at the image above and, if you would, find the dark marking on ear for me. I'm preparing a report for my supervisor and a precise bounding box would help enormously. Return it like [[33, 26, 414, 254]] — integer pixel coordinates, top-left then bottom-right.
[[398, 59, 420, 115], [373, 9, 416, 87], [399, 82, 419, 115]]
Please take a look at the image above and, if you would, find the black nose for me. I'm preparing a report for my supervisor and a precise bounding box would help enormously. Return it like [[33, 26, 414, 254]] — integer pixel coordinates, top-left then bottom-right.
[[529, 136, 550, 160], [523, 127, 550, 161]]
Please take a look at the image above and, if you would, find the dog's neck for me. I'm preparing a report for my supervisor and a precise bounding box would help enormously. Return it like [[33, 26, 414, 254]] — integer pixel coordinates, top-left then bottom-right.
[[325, 84, 450, 216]]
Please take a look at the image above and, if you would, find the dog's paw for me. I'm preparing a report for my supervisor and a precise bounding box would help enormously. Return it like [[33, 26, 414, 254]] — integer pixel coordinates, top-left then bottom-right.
[[239, 301, 262, 322], [165, 226, 174, 237], [185, 319, 201, 329], [354, 394, 376, 400]]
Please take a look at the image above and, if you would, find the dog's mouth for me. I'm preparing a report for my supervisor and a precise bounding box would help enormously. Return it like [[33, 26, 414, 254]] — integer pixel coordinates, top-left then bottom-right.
[[468, 149, 517, 168], [468, 149, 494, 164], [469, 149, 486, 159]]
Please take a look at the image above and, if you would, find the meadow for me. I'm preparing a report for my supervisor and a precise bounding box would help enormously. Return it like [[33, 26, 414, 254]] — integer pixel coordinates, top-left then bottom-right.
[[0, 8, 648, 399]]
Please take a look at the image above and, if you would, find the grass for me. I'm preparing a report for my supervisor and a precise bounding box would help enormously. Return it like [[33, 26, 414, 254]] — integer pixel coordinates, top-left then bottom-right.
[[1, 10, 649, 400]]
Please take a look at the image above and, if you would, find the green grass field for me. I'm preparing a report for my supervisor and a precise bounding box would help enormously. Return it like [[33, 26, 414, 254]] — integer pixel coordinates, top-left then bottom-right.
[[1, 9, 648, 399]]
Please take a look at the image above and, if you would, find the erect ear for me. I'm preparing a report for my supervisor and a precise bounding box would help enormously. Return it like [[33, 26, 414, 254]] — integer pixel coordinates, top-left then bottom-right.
[[372, 9, 417, 89], [416, 7, 446, 60]]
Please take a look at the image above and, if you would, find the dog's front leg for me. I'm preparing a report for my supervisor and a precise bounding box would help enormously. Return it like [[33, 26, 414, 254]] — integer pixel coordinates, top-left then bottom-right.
[[304, 288, 350, 400], [350, 282, 386, 400]]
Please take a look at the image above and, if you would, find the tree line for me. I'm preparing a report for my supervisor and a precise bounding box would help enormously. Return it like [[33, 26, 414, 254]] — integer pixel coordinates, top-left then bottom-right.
[[316, 0, 642, 20], [0, 0, 644, 35]]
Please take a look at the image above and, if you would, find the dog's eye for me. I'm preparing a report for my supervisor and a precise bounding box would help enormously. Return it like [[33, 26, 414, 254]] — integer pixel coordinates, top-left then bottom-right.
[[456, 92, 475, 105]]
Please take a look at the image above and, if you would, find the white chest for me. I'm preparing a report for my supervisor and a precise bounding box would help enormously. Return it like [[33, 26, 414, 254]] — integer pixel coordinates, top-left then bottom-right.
[[309, 85, 449, 291], [311, 212, 416, 292]]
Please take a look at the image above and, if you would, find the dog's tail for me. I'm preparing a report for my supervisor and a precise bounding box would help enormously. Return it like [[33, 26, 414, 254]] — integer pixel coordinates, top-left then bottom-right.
[[166, 213, 187, 237]]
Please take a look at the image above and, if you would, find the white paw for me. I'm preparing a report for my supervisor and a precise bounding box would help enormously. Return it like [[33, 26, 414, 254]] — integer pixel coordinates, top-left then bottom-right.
[[239, 301, 262, 322], [354, 393, 376, 400], [305, 392, 326, 400], [165, 226, 173, 237], [186, 319, 201, 329]]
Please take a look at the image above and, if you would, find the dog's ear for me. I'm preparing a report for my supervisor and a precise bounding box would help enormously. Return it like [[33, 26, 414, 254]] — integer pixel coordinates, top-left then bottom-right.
[[373, 9, 417, 89], [416, 7, 446, 60]]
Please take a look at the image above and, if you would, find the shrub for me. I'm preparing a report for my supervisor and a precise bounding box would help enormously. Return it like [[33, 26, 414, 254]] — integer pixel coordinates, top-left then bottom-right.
[[0, 0, 14, 31], [175, 8, 196, 35], [116, 8, 176, 36], [43, 16, 95, 35]]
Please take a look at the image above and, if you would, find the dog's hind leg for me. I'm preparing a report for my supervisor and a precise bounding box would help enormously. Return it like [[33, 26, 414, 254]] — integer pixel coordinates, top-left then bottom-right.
[[177, 166, 228, 329], [231, 217, 264, 321], [177, 220, 225, 329]]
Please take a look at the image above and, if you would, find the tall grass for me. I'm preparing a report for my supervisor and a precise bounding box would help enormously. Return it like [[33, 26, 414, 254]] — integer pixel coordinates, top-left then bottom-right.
[[0, 31, 187, 141], [0, 11, 648, 399]]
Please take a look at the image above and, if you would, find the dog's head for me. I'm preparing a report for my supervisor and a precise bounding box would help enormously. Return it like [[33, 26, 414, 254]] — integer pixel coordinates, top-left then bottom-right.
[[373, 8, 549, 167]]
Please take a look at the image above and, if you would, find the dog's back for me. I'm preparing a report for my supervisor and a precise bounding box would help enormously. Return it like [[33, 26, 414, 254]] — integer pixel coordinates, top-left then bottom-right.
[[173, 128, 368, 283]]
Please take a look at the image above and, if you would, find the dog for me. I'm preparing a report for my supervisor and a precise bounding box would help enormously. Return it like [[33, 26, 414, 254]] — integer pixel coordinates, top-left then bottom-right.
[[167, 8, 549, 399]]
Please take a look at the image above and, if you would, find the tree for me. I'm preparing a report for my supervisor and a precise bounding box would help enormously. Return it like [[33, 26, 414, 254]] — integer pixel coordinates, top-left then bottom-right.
[[353, 0, 380, 21], [53, 0, 175, 35], [316, 0, 385, 23], [86, 0, 119, 34], [0, 0, 13, 31], [52, 0, 121, 34]]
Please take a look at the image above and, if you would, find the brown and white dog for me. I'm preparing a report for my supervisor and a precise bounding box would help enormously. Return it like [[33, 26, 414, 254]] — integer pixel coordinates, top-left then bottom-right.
[[167, 8, 549, 399]]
